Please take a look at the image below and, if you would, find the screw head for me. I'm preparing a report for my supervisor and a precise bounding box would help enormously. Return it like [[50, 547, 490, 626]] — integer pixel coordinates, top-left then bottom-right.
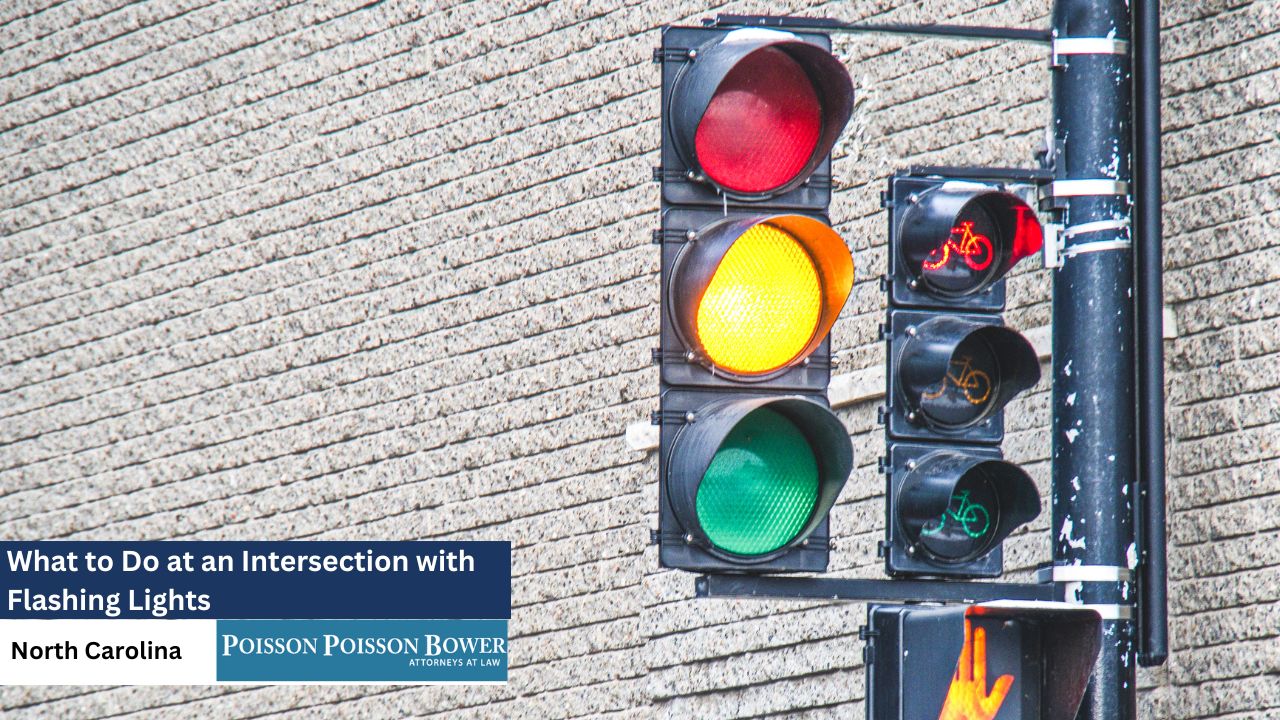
[[685, 351, 696, 362], [907, 545, 917, 556], [906, 411, 918, 423], [908, 279, 920, 289], [687, 49, 697, 59], [905, 459, 917, 471], [685, 229, 697, 241], [909, 193, 920, 204], [905, 325, 917, 337], [684, 534, 695, 543], [684, 411, 696, 423]]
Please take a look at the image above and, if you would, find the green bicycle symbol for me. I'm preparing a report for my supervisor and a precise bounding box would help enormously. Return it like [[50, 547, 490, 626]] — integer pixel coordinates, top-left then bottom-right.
[[920, 490, 992, 539]]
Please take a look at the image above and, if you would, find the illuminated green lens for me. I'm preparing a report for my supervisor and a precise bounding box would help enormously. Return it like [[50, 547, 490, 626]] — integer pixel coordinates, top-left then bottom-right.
[[695, 408, 820, 556]]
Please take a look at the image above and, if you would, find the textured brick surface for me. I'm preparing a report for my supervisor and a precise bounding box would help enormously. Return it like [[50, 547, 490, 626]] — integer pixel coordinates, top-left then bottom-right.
[[1, 0, 1278, 717]]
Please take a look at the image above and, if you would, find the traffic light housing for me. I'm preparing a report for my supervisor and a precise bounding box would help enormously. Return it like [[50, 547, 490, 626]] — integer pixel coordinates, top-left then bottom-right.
[[662, 396, 853, 568], [887, 177, 1044, 310], [656, 25, 856, 573], [660, 26, 853, 207], [666, 214, 853, 381], [864, 602, 1101, 720], [885, 310, 1040, 443], [881, 169, 1046, 578], [883, 443, 1040, 576]]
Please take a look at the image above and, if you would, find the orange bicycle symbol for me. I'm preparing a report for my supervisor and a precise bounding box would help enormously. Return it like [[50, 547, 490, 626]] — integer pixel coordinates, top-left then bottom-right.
[[922, 355, 992, 406], [923, 221, 995, 272]]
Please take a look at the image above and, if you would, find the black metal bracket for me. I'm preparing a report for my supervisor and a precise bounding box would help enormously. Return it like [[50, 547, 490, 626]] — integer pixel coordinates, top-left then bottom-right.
[[695, 574, 1057, 604], [703, 15, 1052, 45], [650, 408, 691, 426], [652, 227, 691, 245], [652, 46, 693, 64], [651, 348, 692, 366], [902, 165, 1055, 185]]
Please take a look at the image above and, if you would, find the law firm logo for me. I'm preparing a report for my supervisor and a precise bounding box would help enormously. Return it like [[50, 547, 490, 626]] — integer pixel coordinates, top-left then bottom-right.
[[217, 620, 508, 683]]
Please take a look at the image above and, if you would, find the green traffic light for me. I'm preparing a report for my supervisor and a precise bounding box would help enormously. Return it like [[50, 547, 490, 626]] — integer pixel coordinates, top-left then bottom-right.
[[694, 408, 819, 556]]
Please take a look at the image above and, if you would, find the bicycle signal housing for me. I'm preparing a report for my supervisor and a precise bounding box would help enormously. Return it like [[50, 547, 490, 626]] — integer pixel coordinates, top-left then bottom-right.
[[881, 169, 1046, 578], [888, 175, 1043, 311], [885, 443, 1039, 574], [888, 311, 1040, 442]]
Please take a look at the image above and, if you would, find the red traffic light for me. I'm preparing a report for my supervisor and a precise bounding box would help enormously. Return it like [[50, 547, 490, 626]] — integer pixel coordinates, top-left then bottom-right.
[[694, 47, 822, 194], [668, 30, 854, 199]]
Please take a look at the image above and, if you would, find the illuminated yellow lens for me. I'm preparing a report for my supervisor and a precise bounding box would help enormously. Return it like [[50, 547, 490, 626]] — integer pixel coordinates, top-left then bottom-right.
[[695, 224, 822, 374]]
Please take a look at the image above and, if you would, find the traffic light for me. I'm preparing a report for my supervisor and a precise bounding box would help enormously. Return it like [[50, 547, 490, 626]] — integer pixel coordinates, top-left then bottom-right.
[[655, 25, 856, 572], [658, 26, 853, 205], [881, 169, 1046, 578], [863, 602, 1101, 720]]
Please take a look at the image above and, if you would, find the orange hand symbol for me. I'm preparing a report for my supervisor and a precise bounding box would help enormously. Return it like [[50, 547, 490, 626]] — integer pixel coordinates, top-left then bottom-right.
[[937, 619, 1014, 720]]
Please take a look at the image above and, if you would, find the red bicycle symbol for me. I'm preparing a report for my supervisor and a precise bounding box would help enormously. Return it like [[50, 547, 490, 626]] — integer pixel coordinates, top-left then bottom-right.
[[923, 221, 995, 273]]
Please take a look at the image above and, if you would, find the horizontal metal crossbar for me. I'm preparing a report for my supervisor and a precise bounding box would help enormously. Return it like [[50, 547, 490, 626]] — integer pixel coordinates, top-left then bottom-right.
[[696, 574, 1057, 604], [705, 15, 1052, 44]]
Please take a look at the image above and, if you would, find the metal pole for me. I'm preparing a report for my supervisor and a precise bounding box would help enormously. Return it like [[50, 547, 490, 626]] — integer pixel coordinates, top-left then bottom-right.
[[1133, 0, 1169, 668], [1049, 0, 1138, 717]]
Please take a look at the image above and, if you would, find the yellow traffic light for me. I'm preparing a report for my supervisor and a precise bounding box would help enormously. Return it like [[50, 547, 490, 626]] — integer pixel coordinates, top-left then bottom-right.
[[695, 223, 822, 375], [670, 215, 853, 379]]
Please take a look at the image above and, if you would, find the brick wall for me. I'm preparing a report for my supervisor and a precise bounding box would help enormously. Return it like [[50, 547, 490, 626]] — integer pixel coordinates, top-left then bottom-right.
[[0, 0, 1276, 716]]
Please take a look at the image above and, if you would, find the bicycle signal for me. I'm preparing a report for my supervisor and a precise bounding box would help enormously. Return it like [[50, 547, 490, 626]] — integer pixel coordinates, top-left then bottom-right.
[[889, 175, 1043, 307], [921, 355, 993, 407], [891, 446, 1036, 565], [921, 490, 992, 541], [881, 168, 1046, 578], [923, 221, 995, 273], [890, 313, 1037, 437]]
